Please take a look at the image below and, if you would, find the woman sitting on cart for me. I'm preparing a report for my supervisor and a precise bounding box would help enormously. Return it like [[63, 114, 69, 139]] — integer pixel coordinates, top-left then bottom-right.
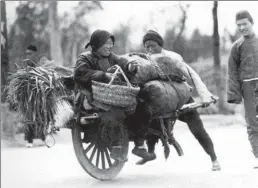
[[74, 29, 155, 161]]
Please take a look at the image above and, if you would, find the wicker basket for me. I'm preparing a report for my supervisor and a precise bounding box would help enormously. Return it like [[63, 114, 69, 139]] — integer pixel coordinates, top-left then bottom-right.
[[92, 65, 140, 108]]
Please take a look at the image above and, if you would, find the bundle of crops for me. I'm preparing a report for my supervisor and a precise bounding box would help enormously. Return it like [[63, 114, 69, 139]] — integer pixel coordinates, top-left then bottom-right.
[[6, 66, 71, 137]]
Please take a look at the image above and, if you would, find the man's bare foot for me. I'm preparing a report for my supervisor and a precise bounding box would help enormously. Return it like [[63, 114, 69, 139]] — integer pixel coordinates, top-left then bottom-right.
[[212, 160, 221, 171]]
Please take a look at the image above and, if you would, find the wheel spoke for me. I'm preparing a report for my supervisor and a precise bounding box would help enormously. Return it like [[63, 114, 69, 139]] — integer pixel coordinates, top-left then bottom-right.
[[89, 145, 97, 162], [101, 150, 106, 169], [96, 149, 100, 168], [72, 123, 130, 180], [80, 132, 84, 140], [84, 143, 94, 154], [104, 148, 112, 167], [107, 146, 112, 153]]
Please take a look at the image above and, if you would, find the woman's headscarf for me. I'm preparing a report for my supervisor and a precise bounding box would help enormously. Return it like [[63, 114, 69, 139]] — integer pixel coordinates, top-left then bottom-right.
[[85, 29, 115, 51]]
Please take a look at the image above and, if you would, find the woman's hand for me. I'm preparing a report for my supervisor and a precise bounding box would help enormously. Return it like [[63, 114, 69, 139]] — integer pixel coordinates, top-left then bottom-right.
[[104, 72, 113, 80], [127, 60, 139, 73], [107, 65, 117, 73]]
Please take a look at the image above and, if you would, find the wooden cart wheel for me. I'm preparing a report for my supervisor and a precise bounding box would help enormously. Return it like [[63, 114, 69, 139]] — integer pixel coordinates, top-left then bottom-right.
[[71, 121, 129, 180]]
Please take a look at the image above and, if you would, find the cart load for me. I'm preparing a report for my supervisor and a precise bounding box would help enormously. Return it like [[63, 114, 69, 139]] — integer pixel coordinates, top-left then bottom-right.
[[141, 80, 192, 117], [123, 54, 186, 85]]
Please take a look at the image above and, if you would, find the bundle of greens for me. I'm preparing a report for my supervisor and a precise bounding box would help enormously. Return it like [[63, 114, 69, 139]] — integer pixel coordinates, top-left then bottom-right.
[[6, 66, 71, 137]]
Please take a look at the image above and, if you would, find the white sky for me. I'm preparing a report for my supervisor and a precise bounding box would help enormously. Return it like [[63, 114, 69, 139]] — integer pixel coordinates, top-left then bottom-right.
[[5, 1, 258, 46]]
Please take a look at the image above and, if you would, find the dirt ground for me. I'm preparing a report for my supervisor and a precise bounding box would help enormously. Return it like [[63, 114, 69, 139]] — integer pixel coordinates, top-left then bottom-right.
[[1, 114, 258, 188]]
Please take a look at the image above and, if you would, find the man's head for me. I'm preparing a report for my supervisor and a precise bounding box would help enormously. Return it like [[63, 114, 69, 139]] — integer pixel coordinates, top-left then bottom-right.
[[85, 29, 115, 57], [236, 10, 254, 37], [142, 30, 163, 55], [25, 45, 37, 62]]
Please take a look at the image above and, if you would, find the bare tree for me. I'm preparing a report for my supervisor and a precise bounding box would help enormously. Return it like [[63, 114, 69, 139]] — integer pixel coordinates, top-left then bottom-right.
[[61, 1, 102, 66], [48, 1, 63, 65], [212, 1, 220, 69], [1, 1, 9, 102], [163, 3, 190, 60], [175, 3, 190, 42], [212, 1, 226, 112]]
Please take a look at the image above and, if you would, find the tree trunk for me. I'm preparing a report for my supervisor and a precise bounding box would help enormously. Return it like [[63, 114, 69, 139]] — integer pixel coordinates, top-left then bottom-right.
[[173, 3, 189, 49], [1, 1, 9, 102], [49, 1, 63, 65], [71, 39, 78, 67], [212, 1, 226, 113], [63, 39, 73, 66]]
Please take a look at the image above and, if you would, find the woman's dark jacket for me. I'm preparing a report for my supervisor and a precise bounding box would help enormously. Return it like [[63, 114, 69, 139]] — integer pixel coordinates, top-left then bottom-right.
[[74, 51, 131, 91]]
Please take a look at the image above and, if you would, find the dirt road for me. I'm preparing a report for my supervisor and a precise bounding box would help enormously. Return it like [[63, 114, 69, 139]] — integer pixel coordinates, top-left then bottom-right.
[[2, 115, 258, 188]]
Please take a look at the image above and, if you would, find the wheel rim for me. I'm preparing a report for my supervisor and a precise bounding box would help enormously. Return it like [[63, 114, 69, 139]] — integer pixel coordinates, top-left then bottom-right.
[[72, 122, 128, 180], [80, 131, 118, 170]]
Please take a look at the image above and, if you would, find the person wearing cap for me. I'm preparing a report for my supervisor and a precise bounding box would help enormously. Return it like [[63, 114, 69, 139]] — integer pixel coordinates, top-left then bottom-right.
[[227, 10, 258, 169], [74, 29, 155, 162], [139, 30, 221, 171]]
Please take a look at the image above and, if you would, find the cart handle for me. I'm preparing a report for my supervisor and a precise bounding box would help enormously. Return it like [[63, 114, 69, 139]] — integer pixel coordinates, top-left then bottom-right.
[[179, 96, 218, 112]]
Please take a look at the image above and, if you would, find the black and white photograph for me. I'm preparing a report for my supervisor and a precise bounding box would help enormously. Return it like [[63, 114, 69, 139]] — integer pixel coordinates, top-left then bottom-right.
[[1, 1, 258, 188]]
